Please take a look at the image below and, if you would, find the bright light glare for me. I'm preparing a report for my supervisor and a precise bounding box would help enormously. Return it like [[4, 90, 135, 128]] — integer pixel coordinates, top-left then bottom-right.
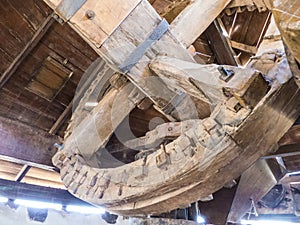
[[0, 197, 8, 203], [66, 205, 105, 214], [287, 171, 300, 176], [222, 29, 229, 37], [14, 199, 62, 210], [241, 220, 300, 225], [197, 215, 205, 224]]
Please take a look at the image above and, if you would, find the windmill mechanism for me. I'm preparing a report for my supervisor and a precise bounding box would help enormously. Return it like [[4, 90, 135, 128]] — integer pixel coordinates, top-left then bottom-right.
[[38, 0, 300, 222]]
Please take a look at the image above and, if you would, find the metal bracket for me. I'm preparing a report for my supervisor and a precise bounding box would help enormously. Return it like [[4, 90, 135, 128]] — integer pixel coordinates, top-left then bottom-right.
[[119, 19, 169, 73], [56, 0, 87, 21]]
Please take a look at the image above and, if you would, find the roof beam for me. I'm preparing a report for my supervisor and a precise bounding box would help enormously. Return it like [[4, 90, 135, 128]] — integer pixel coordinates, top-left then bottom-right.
[[0, 116, 58, 169], [0, 14, 55, 89], [263, 144, 300, 159]]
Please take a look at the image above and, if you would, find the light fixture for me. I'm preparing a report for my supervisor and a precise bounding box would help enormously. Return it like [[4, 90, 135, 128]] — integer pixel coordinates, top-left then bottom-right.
[[14, 199, 62, 210], [241, 219, 300, 225], [66, 205, 105, 214], [197, 215, 205, 224], [0, 196, 8, 203]]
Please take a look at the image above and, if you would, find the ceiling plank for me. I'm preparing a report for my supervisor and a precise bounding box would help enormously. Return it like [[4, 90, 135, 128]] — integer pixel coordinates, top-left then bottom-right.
[[227, 159, 286, 223], [0, 14, 55, 89], [0, 116, 59, 168]]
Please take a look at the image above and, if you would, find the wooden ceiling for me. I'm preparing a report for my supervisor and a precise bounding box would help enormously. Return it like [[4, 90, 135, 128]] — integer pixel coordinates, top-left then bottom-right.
[[0, 0, 98, 136]]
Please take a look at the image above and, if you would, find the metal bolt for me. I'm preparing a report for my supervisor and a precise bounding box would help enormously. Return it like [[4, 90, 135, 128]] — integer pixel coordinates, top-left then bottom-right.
[[86, 10, 95, 19]]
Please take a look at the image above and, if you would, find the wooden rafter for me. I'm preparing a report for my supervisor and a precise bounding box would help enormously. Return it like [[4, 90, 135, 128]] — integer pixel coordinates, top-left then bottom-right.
[[0, 14, 55, 89]]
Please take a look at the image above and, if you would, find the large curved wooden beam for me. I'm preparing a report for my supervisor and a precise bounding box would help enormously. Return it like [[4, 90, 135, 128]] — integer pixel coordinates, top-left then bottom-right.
[[52, 56, 300, 215]]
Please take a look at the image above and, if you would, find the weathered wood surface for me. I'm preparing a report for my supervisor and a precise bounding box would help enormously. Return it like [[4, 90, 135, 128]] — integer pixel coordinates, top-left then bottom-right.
[[150, 56, 269, 109], [51, 0, 211, 160], [271, 0, 300, 64], [279, 125, 300, 146], [52, 61, 299, 216], [0, 116, 58, 168], [226, 0, 270, 11], [61, 82, 142, 160], [205, 19, 239, 66], [227, 159, 286, 223], [170, 0, 232, 47]]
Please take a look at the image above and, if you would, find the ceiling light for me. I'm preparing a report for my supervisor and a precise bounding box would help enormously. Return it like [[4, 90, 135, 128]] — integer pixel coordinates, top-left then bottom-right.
[[241, 219, 300, 225], [66, 205, 105, 214], [197, 215, 205, 224], [14, 199, 62, 210], [0, 196, 8, 203]]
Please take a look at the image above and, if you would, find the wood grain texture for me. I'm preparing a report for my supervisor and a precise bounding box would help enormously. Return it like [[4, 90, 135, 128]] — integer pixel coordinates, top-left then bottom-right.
[[69, 0, 141, 47], [0, 116, 59, 167], [170, 0, 232, 47]]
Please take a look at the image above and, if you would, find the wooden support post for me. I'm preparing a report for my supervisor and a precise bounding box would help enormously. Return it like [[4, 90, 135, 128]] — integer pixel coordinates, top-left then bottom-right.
[[227, 159, 286, 223]]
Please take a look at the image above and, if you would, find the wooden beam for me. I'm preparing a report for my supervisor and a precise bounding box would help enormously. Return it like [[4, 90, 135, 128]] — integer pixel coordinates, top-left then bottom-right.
[[0, 14, 55, 88], [0, 178, 90, 206], [231, 40, 258, 55], [159, 0, 191, 23], [199, 187, 237, 225], [170, 0, 232, 47], [279, 125, 300, 146], [49, 58, 108, 135], [0, 116, 58, 168], [271, 0, 300, 63], [227, 159, 286, 223], [263, 144, 300, 159], [205, 19, 239, 66], [49, 102, 72, 135]]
